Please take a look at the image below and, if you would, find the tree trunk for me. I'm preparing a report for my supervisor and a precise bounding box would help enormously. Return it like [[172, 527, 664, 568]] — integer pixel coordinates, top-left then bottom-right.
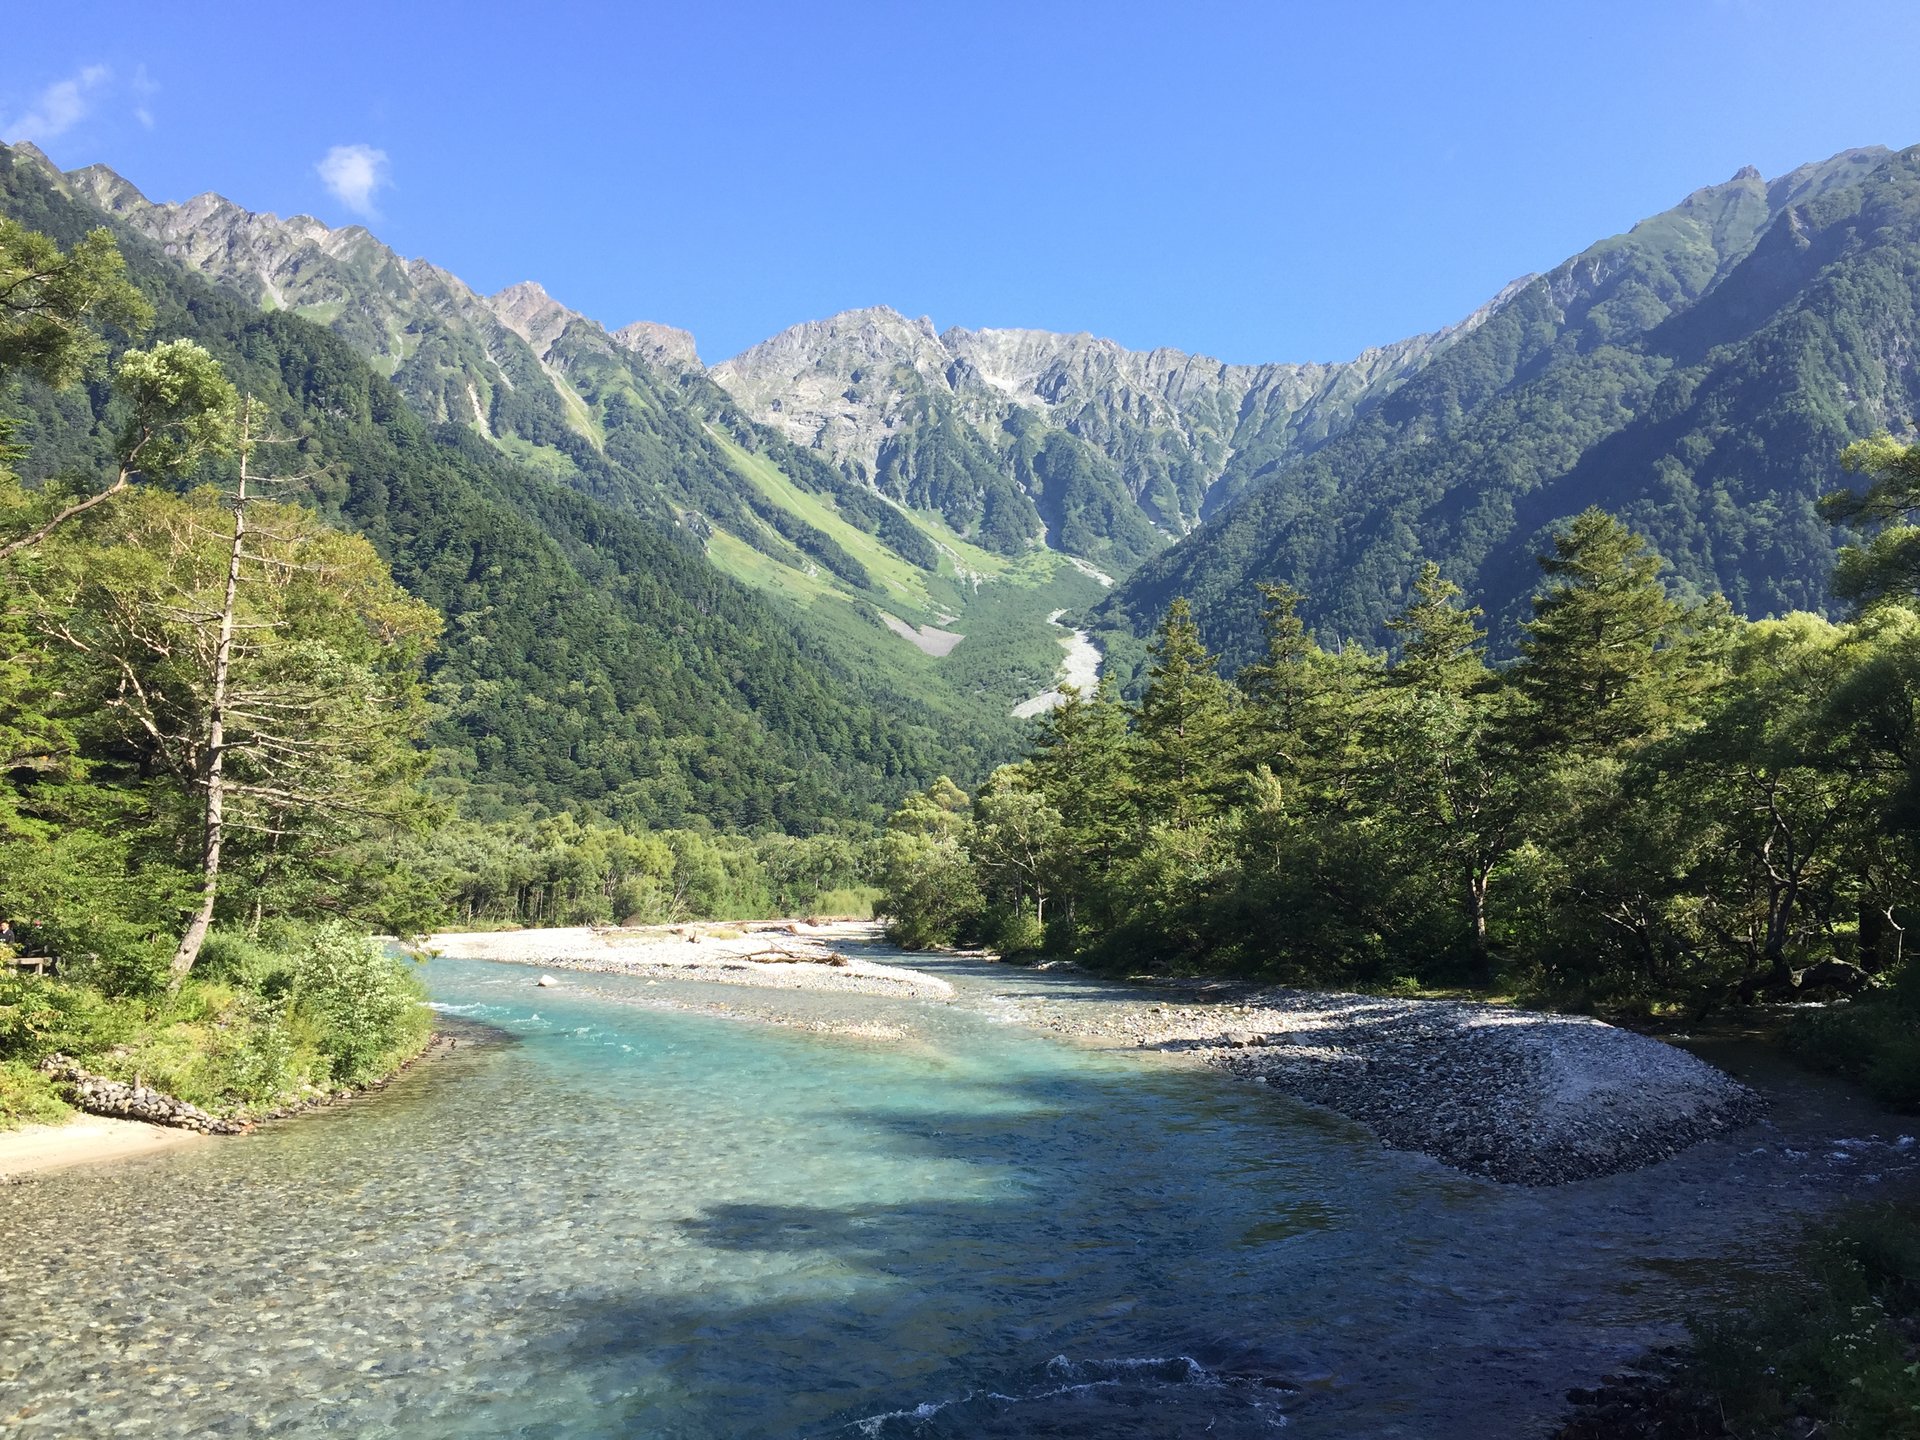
[[168, 408, 250, 992], [1859, 899, 1888, 972], [1467, 867, 1492, 986]]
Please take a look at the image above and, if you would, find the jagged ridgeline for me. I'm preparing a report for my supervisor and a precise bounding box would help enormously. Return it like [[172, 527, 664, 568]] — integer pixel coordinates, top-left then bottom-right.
[[13, 141, 1521, 606], [1100, 145, 1920, 671], [12, 134, 1920, 828], [0, 143, 1028, 828]]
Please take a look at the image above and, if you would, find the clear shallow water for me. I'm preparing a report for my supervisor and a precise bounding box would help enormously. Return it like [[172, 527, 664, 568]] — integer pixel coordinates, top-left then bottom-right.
[[2, 953, 1915, 1439]]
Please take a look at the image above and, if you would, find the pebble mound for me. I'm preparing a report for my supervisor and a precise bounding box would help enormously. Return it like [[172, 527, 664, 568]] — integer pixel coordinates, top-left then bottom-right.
[[1021, 988, 1764, 1186]]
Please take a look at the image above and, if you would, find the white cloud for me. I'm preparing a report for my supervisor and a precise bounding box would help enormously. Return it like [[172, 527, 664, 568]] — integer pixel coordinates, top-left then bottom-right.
[[2, 64, 112, 144], [316, 143, 391, 219], [131, 64, 157, 129]]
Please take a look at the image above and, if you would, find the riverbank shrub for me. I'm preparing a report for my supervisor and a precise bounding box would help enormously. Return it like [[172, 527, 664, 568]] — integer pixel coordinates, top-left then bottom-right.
[[294, 925, 431, 1087], [1786, 978, 1920, 1109], [1558, 1206, 1920, 1438], [0, 924, 430, 1123], [0, 1058, 69, 1128], [1688, 1206, 1920, 1438]]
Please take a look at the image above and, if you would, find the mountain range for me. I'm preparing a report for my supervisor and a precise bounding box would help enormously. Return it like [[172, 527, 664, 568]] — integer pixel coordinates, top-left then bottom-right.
[[4, 137, 1917, 822]]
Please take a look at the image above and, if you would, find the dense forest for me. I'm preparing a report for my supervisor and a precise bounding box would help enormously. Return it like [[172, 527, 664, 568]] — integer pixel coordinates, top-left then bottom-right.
[[0, 213, 891, 1128], [884, 476, 1920, 1101]]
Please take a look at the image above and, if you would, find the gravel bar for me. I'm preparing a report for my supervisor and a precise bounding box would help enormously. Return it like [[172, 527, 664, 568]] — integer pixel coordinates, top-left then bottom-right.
[[1006, 979, 1765, 1186], [427, 922, 955, 1001]]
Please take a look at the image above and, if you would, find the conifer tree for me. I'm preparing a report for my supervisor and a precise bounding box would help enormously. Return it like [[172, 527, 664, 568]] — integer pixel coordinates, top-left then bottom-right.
[[1515, 508, 1689, 753], [1133, 598, 1240, 828], [1386, 562, 1486, 695], [1238, 581, 1319, 771], [1375, 563, 1515, 980], [1029, 677, 1136, 925]]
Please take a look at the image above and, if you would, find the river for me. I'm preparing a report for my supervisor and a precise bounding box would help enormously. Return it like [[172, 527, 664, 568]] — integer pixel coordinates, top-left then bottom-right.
[[2, 947, 1913, 1438], [1013, 610, 1102, 719]]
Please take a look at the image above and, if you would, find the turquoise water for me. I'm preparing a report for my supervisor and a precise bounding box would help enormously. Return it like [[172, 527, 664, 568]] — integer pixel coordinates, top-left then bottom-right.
[[2, 953, 1913, 1438]]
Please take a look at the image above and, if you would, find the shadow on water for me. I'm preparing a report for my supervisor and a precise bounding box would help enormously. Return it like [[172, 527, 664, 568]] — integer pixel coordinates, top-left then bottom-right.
[[523, 1075, 1356, 1440]]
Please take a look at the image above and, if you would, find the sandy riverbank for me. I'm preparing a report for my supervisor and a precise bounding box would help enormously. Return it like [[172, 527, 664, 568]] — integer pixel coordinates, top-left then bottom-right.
[[0, 1114, 203, 1179], [427, 920, 954, 1000], [0, 1029, 460, 1181]]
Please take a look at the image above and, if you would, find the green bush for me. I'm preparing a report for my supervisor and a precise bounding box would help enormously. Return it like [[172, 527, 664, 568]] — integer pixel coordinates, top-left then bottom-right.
[[0, 1058, 71, 1128], [1787, 983, 1920, 1109], [985, 905, 1046, 959], [1688, 1205, 1920, 1439], [0, 973, 138, 1064], [208, 995, 300, 1105], [293, 925, 430, 1087], [197, 929, 300, 999]]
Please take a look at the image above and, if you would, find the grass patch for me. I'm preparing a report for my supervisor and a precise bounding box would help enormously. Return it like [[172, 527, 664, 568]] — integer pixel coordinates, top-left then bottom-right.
[[711, 431, 938, 613]]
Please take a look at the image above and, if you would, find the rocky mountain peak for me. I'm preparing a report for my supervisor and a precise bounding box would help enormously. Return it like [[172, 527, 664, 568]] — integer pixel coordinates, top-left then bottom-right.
[[62, 161, 148, 215], [613, 320, 701, 371], [485, 281, 583, 353]]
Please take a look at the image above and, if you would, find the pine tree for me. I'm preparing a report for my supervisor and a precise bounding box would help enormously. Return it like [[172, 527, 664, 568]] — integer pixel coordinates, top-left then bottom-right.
[[1238, 581, 1318, 766], [1029, 676, 1136, 926], [1134, 598, 1240, 828], [1386, 562, 1486, 695], [1515, 508, 1689, 753]]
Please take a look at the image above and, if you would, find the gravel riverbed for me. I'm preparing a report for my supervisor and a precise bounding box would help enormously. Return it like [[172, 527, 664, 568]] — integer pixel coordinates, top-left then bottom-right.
[[427, 922, 955, 1000], [429, 923, 1764, 1186], [1002, 975, 1765, 1185]]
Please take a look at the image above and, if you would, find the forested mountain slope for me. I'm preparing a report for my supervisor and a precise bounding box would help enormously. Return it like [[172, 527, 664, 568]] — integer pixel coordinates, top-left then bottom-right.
[[16, 135, 1914, 770], [1097, 145, 1909, 669], [32, 143, 1505, 585], [0, 143, 1020, 828], [24, 142, 1119, 717]]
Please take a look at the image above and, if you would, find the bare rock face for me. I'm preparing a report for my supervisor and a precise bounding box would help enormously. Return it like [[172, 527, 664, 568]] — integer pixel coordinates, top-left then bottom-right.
[[24, 140, 1513, 569], [612, 320, 701, 371], [709, 307, 955, 466], [486, 280, 581, 355], [708, 300, 1514, 531]]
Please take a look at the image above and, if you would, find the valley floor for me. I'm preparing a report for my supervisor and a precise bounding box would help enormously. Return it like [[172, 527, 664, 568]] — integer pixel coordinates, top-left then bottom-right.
[[430, 922, 1771, 1186]]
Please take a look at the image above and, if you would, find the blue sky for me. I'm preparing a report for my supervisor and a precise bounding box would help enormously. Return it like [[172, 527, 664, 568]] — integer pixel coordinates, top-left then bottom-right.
[[5, 2, 1918, 365]]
